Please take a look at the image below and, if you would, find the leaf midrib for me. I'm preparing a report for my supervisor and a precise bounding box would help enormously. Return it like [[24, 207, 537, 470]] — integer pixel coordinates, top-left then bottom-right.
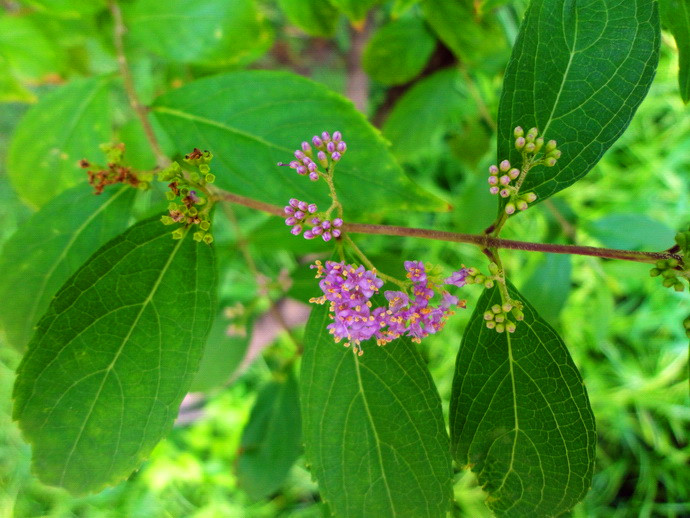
[[57, 228, 188, 485], [353, 355, 396, 515]]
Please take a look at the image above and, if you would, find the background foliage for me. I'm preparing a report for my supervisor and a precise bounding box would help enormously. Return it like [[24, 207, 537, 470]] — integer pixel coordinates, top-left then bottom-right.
[[0, 0, 689, 516]]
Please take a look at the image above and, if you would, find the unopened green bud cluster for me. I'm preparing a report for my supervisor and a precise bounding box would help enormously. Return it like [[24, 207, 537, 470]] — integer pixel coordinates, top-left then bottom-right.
[[483, 300, 524, 334], [649, 258, 685, 292], [488, 127, 562, 215], [158, 148, 215, 245], [468, 262, 525, 333], [462, 265, 496, 289], [674, 229, 690, 256]]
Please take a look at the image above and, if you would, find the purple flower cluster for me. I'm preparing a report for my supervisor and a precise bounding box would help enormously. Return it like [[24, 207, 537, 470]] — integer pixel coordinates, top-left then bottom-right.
[[279, 131, 348, 181], [284, 199, 343, 241], [310, 260, 467, 355]]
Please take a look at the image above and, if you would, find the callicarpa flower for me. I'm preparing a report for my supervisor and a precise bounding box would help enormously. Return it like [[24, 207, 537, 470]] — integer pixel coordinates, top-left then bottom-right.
[[277, 131, 348, 181], [284, 200, 343, 241], [309, 260, 467, 355]]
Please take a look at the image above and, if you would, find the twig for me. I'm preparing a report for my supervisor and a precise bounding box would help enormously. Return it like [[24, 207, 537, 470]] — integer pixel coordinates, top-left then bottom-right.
[[109, 1, 168, 168], [210, 186, 680, 265]]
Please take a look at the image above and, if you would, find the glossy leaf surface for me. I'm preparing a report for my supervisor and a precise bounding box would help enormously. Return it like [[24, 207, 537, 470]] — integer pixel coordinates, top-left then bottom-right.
[[497, 0, 660, 206], [0, 184, 135, 350], [13, 217, 216, 494], [7, 76, 112, 207], [152, 71, 446, 215], [301, 302, 452, 518], [237, 370, 302, 500], [450, 282, 595, 517]]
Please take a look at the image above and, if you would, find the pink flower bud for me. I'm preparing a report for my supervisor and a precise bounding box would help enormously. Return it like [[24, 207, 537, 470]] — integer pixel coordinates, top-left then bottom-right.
[[337, 141, 347, 153], [515, 137, 526, 150], [301, 141, 311, 153], [505, 203, 516, 215], [312, 226, 323, 235], [289, 160, 300, 169], [321, 131, 331, 142], [326, 141, 336, 153], [321, 220, 331, 230], [331, 152, 341, 162], [297, 201, 308, 211], [296, 165, 307, 175], [291, 225, 302, 235], [499, 175, 511, 186], [294, 210, 305, 220], [499, 160, 511, 172], [303, 230, 315, 239], [309, 172, 319, 181], [332, 218, 343, 227], [294, 150, 306, 160], [488, 176, 498, 185], [332, 229, 341, 238], [322, 231, 332, 242], [311, 217, 321, 225], [289, 198, 299, 207], [285, 217, 297, 226], [489, 164, 499, 175], [523, 192, 537, 202], [514, 126, 524, 138], [509, 168, 520, 180], [284, 206, 295, 215], [312, 136, 323, 148], [308, 203, 318, 213], [317, 151, 328, 166], [500, 188, 510, 198], [489, 186, 500, 195], [333, 131, 342, 142], [517, 200, 528, 211]]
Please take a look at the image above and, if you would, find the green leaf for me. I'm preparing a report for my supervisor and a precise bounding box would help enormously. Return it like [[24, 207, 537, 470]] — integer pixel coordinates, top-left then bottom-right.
[[392, 0, 420, 18], [382, 67, 473, 162], [122, 0, 273, 68], [328, 0, 379, 24], [660, 0, 690, 103], [189, 311, 252, 392], [20, 0, 105, 17], [0, 14, 65, 82], [301, 302, 452, 518], [521, 253, 572, 325], [362, 17, 436, 86], [278, 0, 338, 37], [0, 62, 36, 103], [585, 213, 675, 250], [450, 282, 596, 517], [422, 0, 508, 68], [13, 217, 216, 494], [237, 370, 302, 500], [0, 184, 135, 351], [497, 0, 660, 206], [152, 70, 447, 215], [7, 76, 113, 208]]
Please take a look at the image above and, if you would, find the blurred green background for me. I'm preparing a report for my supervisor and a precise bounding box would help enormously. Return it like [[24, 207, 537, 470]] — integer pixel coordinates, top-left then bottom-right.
[[0, 0, 689, 516]]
